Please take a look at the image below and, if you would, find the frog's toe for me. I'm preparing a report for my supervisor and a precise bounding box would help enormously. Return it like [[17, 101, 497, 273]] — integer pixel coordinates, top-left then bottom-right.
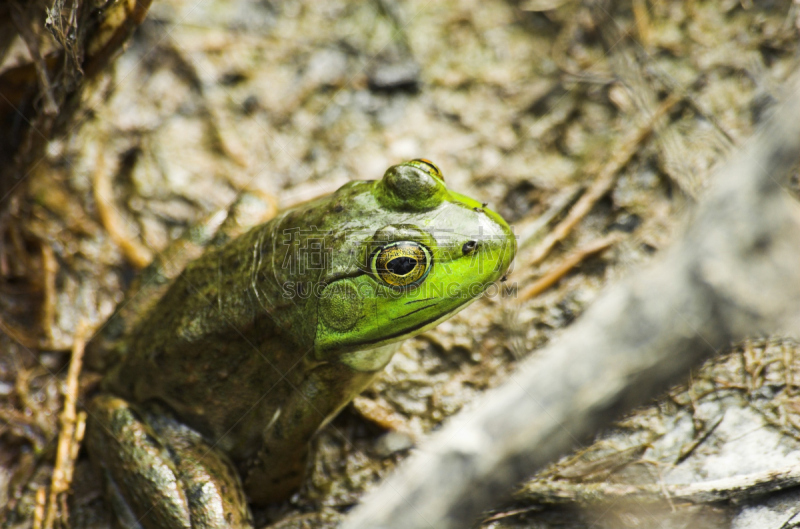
[[87, 394, 252, 529]]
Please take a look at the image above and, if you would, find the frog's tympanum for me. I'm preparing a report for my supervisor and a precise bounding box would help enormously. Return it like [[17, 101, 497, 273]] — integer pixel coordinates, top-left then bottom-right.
[[86, 160, 516, 529]]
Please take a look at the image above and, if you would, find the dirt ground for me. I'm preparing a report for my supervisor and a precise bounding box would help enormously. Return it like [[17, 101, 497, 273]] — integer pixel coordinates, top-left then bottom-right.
[[1, 1, 799, 528]]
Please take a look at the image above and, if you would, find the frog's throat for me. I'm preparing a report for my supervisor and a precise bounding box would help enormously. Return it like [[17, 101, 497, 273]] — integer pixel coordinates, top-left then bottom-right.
[[334, 295, 481, 372], [336, 342, 402, 372]]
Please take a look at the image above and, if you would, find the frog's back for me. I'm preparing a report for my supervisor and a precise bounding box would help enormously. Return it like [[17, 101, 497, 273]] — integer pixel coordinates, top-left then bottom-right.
[[86, 191, 276, 372], [100, 216, 311, 453]]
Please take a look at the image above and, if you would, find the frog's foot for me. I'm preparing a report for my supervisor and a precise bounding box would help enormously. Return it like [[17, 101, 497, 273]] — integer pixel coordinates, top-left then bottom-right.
[[86, 395, 253, 529], [243, 446, 308, 505]]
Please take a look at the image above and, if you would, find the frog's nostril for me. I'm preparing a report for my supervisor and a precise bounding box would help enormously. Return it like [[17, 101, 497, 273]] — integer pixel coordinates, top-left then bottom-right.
[[462, 240, 478, 255]]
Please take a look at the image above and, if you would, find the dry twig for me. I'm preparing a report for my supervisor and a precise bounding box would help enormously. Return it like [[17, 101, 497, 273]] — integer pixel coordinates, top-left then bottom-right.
[[32, 487, 45, 529], [527, 92, 681, 266], [43, 322, 88, 529], [518, 233, 621, 302], [92, 150, 153, 268], [9, 2, 58, 116]]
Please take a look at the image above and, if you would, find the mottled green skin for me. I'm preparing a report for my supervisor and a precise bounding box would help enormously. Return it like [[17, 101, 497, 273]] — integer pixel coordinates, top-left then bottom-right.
[[86, 161, 516, 529]]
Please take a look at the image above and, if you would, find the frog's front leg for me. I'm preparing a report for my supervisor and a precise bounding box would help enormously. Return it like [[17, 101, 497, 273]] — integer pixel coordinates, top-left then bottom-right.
[[87, 395, 253, 529], [243, 362, 383, 504]]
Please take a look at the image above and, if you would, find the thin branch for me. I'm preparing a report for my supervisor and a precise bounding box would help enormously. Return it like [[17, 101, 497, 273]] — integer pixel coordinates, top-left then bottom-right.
[[92, 149, 153, 268], [518, 233, 621, 302], [9, 2, 58, 116], [527, 92, 681, 266], [517, 462, 800, 506], [43, 322, 87, 529]]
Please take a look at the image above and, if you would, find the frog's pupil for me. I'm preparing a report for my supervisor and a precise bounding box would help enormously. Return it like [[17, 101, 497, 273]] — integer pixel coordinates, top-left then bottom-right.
[[388, 256, 418, 276]]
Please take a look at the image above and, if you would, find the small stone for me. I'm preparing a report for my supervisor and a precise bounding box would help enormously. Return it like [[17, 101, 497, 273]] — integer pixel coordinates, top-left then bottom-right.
[[368, 58, 420, 92], [373, 431, 415, 458]]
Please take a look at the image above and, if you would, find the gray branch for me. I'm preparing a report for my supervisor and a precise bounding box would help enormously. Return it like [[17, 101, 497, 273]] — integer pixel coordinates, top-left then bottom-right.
[[341, 74, 800, 529], [520, 464, 800, 505]]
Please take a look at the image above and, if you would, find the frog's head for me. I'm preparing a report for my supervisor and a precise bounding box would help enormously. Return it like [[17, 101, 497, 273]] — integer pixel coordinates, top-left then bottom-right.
[[312, 160, 516, 371]]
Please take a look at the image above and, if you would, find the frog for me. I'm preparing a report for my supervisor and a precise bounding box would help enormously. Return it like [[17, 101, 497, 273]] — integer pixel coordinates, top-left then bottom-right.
[[85, 159, 517, 529]]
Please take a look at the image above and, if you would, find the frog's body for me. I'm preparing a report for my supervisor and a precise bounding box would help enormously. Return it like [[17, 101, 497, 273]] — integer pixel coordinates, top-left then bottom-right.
[[86, 160, 516, 529]]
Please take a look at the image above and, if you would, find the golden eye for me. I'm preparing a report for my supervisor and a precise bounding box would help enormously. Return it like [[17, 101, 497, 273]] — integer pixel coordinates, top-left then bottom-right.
[[371, 241, 432, 288], [411, 159, 443, 182]]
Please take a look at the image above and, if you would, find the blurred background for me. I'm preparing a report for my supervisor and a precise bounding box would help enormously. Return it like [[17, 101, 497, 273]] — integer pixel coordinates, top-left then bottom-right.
[[0, 1, 799, 528]]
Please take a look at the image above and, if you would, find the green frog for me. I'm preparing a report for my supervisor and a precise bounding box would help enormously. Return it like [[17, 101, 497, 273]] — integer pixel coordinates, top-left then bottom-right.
[[85, 159, 516, 529]]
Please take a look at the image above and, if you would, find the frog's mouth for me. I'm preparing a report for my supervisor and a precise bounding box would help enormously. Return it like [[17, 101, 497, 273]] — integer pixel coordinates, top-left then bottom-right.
[[397, 299, 439, 320], [370, 292, 483, 346]]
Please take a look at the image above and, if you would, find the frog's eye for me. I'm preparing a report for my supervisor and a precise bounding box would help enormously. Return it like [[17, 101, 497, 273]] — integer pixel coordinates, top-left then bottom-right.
[[411, 159, 443, 182], [371, 241, 432, 288]]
